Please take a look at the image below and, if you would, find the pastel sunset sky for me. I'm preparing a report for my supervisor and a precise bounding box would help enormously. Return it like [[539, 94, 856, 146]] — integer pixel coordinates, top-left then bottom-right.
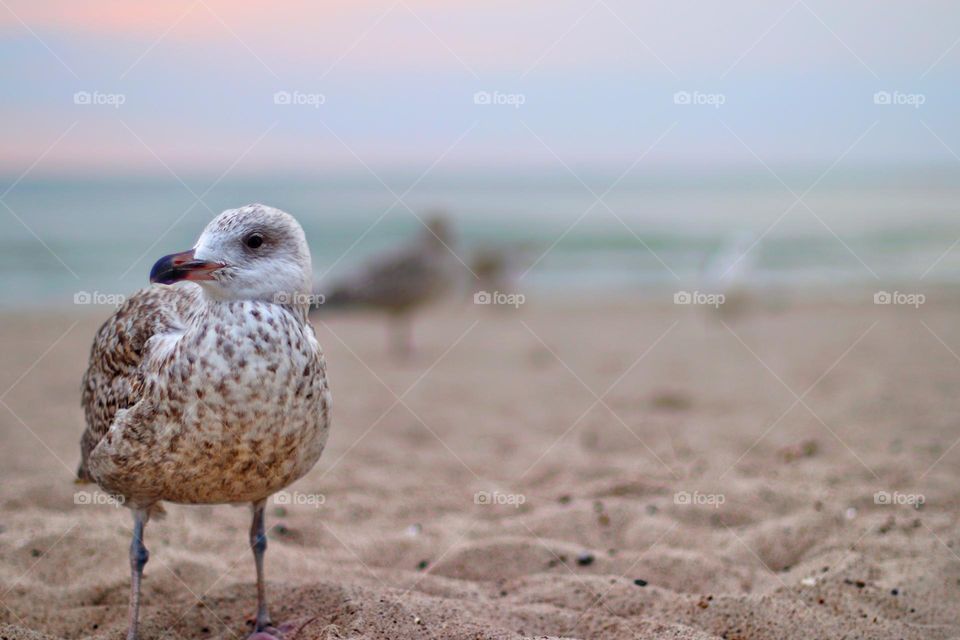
[[2, 1, 959, 174]]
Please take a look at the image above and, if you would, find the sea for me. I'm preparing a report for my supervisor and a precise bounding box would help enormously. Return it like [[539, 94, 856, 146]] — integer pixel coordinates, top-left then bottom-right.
[[2, 166, 959, 308]]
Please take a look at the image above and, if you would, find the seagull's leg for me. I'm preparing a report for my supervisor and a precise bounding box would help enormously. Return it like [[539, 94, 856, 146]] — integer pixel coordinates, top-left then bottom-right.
[[126, 508, 150, 640], [250, 500, 272, 632], [390, 313, 413, 360]]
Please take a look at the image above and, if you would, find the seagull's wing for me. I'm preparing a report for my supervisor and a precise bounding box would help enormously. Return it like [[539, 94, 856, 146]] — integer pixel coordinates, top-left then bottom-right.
[[77, 286, 195, 481]]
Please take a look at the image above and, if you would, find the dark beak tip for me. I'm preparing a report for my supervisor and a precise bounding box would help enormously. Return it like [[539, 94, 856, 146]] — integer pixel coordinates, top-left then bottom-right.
[[149, 249, 222, 285], [149, 253, 179, 285]]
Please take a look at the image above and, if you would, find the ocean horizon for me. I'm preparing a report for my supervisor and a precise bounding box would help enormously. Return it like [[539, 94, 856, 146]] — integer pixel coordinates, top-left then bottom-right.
[[3, 166, 959, 308]]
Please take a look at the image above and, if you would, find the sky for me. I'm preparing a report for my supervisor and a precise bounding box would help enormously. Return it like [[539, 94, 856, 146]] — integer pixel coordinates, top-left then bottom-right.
[[2, 1, 960, 175]]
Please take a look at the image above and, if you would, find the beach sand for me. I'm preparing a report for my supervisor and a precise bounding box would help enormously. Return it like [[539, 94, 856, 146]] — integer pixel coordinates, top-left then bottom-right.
[[1, 297, 958, 639]]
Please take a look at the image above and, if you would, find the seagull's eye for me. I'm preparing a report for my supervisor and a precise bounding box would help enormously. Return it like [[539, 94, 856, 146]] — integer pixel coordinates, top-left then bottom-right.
[[244, 233, 264, 249]]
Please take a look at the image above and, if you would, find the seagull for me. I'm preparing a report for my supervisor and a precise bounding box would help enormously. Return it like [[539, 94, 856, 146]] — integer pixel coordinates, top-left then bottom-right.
[[312, 214, 460, 358], [700, 230, 760, 317], [76, 204, 332, 640]]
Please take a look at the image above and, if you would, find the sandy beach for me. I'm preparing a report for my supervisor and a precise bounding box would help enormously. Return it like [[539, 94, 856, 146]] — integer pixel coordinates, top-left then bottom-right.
[[1, 296, 959, 639]]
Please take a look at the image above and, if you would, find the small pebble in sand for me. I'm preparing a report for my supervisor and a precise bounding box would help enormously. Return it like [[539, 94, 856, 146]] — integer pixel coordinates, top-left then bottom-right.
[[891, 588, 899, 596], [650, 391, 692, 411], [30, 549, 42, 558], [778, 439, 818, 462], [844, 507, 857, 520], [557, 495, 572, 505], [633, 579, 648, 587], [417, 560, 429, 570], [405, 523, 422, 537], [576, 552, 595, 566], [645, 504, 658, 515], [801, 577, 817, 586]]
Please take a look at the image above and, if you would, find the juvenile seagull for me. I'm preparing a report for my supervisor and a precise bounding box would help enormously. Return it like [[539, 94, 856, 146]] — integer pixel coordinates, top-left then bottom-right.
[[312, 215, 459, 358], [77, 204, 331, 640]]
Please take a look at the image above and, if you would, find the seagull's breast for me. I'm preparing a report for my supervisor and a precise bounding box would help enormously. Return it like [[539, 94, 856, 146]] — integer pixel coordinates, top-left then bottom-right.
[[167, 304, 322, 436], [91, 300, 331, 505]]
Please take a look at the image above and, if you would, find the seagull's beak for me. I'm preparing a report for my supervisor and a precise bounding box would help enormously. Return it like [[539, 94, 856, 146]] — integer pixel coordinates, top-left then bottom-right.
[[149, 249, 225, 285]]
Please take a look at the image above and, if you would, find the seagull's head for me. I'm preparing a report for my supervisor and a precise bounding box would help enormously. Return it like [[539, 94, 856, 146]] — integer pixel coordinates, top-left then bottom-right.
[[150, 204, 312, 304]]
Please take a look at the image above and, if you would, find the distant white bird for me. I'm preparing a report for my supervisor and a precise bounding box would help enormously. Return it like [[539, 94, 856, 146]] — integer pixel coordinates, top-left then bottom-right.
[[701, 230, 758, 292], [313, 215, 460, 358], [77, 204, 332, 640], [700, 231, 759, 316]]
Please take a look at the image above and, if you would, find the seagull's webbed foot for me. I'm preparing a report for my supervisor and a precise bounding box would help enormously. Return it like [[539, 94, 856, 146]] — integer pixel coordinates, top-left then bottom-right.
[[247, 620, 313, 640]]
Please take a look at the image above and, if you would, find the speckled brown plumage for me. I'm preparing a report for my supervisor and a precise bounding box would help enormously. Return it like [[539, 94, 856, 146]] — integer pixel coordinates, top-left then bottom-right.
[[78, 204, 332, 640], [78, 204, 331, 509]]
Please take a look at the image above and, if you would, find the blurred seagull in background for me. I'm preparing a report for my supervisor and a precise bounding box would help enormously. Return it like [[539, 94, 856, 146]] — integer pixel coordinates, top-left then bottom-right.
[[470, 243, 534, 298], [313, 214, 461, 359]]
